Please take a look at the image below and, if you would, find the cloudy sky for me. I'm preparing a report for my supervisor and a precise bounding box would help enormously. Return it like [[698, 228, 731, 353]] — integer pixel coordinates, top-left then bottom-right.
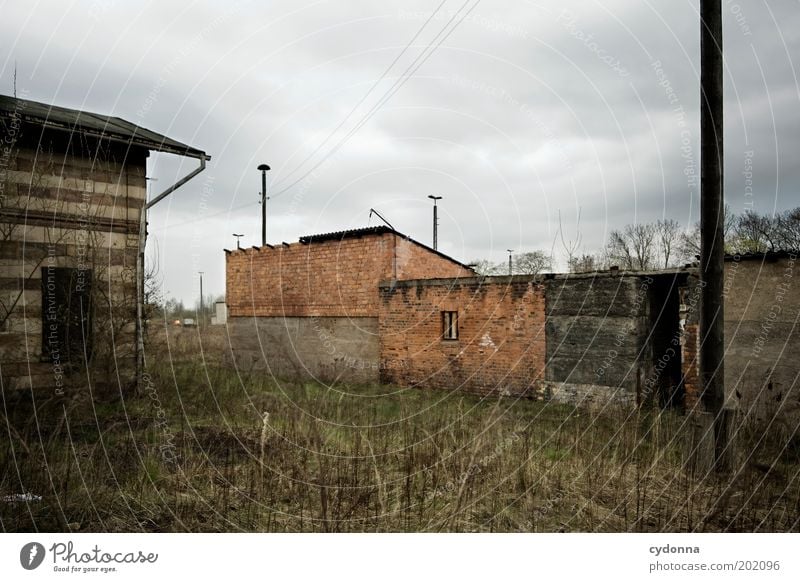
[[2, 0, 799, 303]]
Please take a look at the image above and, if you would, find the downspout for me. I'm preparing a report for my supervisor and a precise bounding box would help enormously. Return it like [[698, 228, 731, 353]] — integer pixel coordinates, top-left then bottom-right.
[[136, 156, 208, 389]]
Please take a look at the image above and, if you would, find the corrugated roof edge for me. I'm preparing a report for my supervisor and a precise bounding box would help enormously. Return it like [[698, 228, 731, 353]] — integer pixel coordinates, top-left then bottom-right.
[[285, 225, 474, 271], [0, 94, 209, 160]]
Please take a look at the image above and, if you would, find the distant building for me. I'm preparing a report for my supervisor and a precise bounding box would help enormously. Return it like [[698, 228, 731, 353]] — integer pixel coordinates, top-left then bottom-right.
[[0, 95, 207, 392], [210, 300, 227, 325], [225, 226, 474, 383]]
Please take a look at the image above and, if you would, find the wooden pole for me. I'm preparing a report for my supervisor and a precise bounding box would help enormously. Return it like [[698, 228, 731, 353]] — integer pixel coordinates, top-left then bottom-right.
[[699, 0, 730, 471]]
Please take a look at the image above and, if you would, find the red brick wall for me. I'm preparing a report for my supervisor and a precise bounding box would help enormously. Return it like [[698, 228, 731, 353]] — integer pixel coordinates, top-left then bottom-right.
[[378, 277, 546, 396], [226, 232, 472, 318]]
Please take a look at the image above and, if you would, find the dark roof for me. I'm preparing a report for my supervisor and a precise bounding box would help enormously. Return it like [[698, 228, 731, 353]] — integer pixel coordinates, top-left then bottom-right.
[[298, 225, 394, 243], [725, 250, 797, 262], [0, 94, 209, 160], [298, 225, 474, 271]]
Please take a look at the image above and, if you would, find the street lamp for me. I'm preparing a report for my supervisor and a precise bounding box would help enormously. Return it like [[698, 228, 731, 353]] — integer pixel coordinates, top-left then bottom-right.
[[507, 249, 514, 276], [258, 164, 271, 246], [427, 195, 442, 250], [198, 271, 205, 327], [233, 233, 243, 250]]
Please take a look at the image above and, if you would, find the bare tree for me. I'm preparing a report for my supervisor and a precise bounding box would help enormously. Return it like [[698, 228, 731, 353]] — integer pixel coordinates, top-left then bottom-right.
[[514, 250, 553, 275], [469, 259, 503, 276], [606, 223, 657, 271], [568, 252, 606, 273], [679, 204, 737, 260], [775, 207, 800, 252], [734, 210, 780, 253], [654, 218, 682, 268], [556, 208, 582, 269]]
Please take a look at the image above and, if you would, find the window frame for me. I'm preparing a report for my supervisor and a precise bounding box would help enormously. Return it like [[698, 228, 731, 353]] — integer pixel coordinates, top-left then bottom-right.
[[441, 310, 459, 341]]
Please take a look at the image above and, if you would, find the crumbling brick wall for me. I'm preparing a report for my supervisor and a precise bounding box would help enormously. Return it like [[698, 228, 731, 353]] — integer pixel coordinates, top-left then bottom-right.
[[225, 231, 472, 318], [378, 276, 546, 396]]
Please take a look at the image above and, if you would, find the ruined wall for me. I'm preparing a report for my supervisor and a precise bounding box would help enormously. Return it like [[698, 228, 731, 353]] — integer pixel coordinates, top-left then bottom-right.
[[226, 232, 472, 318], [721, 255, 800, 424], [227, 316, 380, 385], [0, 127, 145, 392], [378, 276, 546, 396], [543, 274, 652, 407]]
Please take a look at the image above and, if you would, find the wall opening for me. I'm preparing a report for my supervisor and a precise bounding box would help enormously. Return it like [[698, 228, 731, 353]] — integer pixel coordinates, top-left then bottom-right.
[[41, 266, 93, 366], [648, 274, 684, 408]]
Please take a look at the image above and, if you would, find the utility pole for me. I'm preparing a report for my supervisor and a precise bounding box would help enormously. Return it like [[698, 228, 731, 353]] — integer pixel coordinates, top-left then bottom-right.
[[428, 195, 442, 250], [233, 233, 243, 250], [258, 164, 270, 246], [198, 271, 204, 327], [699, 0, 729, 472], [507, 250, 513, 276]]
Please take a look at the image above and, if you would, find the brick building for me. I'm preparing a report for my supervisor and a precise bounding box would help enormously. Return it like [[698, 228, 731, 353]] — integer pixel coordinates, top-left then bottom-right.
[[379, 270, 689, 405], [0, 95, 207, 392], [379, 276, 546, 396], [225, 226, 474, 383]]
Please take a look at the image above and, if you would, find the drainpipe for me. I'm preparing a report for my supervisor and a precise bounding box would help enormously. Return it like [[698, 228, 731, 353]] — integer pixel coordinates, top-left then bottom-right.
[[136, 156, 208, 389]]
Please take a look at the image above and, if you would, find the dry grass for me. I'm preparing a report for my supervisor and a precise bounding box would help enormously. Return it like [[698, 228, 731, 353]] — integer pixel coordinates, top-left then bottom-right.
[[2, 351, 799, 532]]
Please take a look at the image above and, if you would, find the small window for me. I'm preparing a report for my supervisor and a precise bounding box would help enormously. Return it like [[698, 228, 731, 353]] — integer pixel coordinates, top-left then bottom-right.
[[442, 311, 458, 340]]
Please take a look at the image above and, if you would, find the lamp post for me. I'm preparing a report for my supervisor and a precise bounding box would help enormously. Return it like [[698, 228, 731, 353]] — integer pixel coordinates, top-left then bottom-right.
[[427, 195, 442, 250], [507, 249, 513, 276], [258, 164, 270, 246], [198, 271, 204, 327], [233, 233, 243, 250]]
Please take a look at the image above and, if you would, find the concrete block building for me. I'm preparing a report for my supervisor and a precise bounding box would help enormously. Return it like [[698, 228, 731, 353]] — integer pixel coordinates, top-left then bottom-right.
[[0, 95, 207, 393]]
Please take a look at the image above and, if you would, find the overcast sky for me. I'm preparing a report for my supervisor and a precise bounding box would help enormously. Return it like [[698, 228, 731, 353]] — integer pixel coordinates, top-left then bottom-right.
[[2, 0, 799, 304]]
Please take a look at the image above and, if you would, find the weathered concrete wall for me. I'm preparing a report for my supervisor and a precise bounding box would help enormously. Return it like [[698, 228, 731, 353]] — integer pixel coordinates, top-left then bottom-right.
[[543, 274, 653, 407], [227, 316, 380, 385], [378, 276, 546, 396], [721, 254, 800, 424], [1, 124, 145, 393]]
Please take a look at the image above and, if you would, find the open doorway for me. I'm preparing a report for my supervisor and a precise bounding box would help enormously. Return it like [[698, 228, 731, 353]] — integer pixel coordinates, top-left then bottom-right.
[[648, 273, 685, 408]]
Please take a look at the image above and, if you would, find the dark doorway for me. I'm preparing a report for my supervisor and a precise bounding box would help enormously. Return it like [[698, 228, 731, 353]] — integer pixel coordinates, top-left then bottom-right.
[[648, 274, 684, 408], [41, 266, 93, 366]]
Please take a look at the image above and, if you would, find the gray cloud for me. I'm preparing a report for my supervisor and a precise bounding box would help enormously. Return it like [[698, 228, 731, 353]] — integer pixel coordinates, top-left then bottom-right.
[[2, 0, 798, 302]]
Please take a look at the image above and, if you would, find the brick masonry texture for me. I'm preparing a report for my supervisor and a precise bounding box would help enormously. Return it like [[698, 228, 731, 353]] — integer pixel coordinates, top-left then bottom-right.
[[378, 276, 546, 396], [226, 232, 473, 318]]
